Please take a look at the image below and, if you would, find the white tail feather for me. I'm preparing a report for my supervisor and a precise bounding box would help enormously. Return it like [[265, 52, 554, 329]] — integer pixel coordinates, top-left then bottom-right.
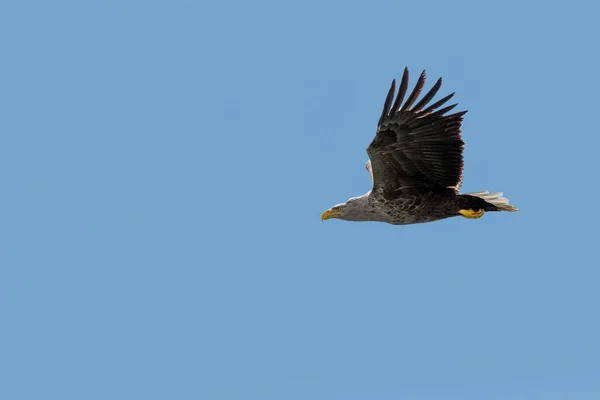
[[466, 190, 518, 212]]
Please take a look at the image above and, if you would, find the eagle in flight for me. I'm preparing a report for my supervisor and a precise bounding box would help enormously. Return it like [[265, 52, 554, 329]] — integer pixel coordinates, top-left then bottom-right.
[[321, 67, 517, 225]]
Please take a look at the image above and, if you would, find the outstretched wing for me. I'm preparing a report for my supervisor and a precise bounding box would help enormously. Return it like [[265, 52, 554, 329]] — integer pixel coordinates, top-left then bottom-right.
[[366, 68, 467, 197]]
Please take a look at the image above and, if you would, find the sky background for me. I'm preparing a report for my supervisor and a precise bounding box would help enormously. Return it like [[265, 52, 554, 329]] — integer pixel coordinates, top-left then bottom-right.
[[1, 1, 599, 399]]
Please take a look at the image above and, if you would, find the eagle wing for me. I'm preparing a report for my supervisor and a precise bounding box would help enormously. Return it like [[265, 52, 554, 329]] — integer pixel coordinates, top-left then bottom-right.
[[366, 68, 467, 198]]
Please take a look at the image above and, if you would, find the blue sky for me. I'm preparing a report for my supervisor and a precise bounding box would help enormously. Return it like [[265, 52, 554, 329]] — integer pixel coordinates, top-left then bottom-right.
[[1, 1, 599, 399]]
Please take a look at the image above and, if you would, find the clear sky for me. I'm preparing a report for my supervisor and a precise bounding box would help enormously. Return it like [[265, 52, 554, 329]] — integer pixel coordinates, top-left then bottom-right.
[[1, 1, 599, 399]]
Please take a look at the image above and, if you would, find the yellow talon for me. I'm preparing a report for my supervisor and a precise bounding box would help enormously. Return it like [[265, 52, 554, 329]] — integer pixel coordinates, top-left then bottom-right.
[[459, 209, 485, 219]]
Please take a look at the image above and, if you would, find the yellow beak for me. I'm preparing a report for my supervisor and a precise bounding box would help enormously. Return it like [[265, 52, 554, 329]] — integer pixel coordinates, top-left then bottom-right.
[[321, 208, 342, 221]]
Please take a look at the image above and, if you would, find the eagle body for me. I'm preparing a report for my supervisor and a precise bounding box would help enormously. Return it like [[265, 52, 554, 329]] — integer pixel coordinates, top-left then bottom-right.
[[371, 189, 467, 225], [322, 68, 517, 225], [338, 189, 504, 225]]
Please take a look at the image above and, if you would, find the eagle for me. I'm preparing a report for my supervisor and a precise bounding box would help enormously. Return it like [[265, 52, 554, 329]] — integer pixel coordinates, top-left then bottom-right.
[[321, 67, 518, 225]]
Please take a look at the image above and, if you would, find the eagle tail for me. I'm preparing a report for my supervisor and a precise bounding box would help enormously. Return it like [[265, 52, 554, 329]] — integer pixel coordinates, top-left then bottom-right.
[[465, 190, 518, 212]]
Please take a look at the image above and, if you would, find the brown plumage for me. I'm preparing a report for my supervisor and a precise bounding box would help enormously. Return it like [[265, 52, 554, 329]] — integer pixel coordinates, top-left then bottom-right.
[[369, 68, 465, 198]]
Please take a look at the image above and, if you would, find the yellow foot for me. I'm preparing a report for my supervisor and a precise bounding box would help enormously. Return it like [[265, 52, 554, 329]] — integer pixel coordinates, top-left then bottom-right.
[[459, 209, 485, 219]]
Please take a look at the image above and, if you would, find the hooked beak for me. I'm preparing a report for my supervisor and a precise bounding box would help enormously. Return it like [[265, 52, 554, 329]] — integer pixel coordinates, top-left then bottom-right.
[[321, 207, 342, 221]]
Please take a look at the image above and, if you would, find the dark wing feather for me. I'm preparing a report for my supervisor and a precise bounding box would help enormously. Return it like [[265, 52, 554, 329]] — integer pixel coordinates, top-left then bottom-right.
[[391, 67, 409, 113], [400, 70, 426, 112], [367, 69, 467, 197]]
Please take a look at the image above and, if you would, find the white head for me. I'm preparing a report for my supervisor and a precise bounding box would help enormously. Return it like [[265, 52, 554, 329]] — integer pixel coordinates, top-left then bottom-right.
[[321, 194, 372, 222]]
